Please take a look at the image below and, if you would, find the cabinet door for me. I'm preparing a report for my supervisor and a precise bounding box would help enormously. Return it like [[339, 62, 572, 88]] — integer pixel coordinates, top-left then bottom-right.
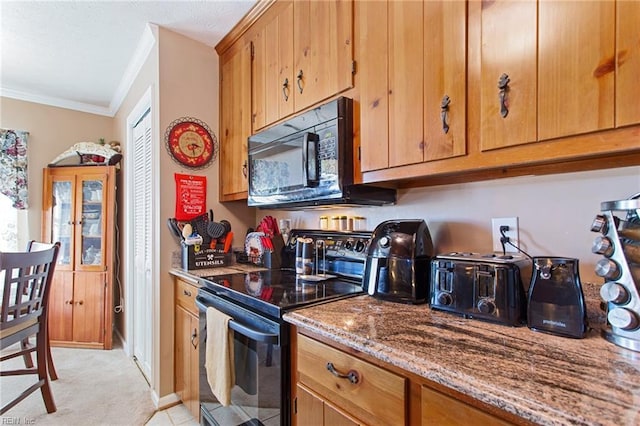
[[48, 270, 74, 342], [220, 41, 252, 200], [293, 0, 353, 111], [421, 385, 511, 426], [538, 0, 614, 140], [46, 173, 76, 271], [423, 0, 467, 162], [72, 272, 106, 344], [616, 0, 640, 127], [296, 384, 359, 426], [388, 0, 424, 167], [76, 172, 108, 271], [480, 0, 537, 151], [252, 1, 294, 130], [357, 0, 389, 172]]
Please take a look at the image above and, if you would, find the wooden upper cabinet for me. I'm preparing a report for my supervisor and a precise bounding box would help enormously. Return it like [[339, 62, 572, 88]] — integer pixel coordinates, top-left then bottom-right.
[[251, 1, 294, 131], [616, 0, 640, 127], [423, 0, 467, 162], [359, 0, 467, 171], [357, 0, 389, 172], [293, 0, 354, 112], [251, 0, 353, 129], [538, 0, 615, 141], [389, 0, 424, 168], [480, 0, 537, 151], [220, 41, 252, 200]]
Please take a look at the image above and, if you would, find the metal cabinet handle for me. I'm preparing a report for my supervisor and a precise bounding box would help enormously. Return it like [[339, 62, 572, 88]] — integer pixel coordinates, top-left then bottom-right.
[[75, 300, 83, 305], [65, 300, 73, 305], [296, 70, 304, 94], [440, 95, 451, 134], [183, 289, 192, 297], [282, 78, 289, 102], [242, 160, 248, 179], [326, 362, 360, 384], [498, 73, 510, 118], [191, 329, 198, 349]]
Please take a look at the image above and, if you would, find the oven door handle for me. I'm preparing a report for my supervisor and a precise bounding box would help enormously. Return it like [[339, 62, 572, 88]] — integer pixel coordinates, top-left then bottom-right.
[[196, 298, 279, 344], [228, 320, 279, 344]]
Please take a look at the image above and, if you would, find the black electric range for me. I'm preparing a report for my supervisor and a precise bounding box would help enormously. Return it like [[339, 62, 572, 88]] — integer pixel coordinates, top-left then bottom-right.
[[195, 229, 372, 426], [198, 229, 372, 320]]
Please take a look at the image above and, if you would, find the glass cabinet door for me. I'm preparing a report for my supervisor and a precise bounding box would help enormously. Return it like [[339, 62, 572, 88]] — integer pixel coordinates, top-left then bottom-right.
[[79, 179, 104, 268], [51, 180, 73, 268]]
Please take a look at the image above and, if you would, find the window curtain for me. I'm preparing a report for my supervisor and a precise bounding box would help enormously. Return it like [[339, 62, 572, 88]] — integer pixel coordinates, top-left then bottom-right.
[[0, 129, 29, 209]]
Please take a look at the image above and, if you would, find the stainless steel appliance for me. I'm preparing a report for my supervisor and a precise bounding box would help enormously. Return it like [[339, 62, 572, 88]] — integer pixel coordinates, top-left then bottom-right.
[[364, 219, 434, 304], [196, 229, 371, 426], [527, 257, 588, 338], [430, 252, 532, 326], [591, 193, 640, 351], [247, 97, 396, 208]]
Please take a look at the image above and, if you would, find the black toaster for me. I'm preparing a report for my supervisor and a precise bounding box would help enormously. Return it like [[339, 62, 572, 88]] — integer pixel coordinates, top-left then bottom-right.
[[430, 252, 532, 326]]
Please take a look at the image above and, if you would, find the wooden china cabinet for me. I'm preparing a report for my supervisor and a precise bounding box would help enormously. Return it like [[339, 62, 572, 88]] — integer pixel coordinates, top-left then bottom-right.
[[41, 165, 116, 349]]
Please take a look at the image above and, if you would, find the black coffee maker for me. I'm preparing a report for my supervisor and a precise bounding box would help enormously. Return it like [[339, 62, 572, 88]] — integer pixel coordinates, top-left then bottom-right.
[[364, 219, 434, 304], [527, 257, 588, 338]]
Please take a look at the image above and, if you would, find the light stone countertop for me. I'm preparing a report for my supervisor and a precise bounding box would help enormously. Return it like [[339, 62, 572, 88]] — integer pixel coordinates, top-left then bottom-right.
[[284, 287, 640, 426]]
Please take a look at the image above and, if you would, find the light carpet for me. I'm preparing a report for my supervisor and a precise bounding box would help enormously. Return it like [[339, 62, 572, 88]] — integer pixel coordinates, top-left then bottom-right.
[[0, 342, 157, 425]]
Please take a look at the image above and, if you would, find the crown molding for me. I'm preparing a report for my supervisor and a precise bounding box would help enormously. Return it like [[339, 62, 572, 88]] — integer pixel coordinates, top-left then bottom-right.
[[0, 87, 114, 116], [109, 23, 157, 116], [0, 23, 157, 118]]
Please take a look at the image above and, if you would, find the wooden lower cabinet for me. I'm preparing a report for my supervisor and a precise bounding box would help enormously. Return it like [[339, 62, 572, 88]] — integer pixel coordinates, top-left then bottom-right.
[[421, 385, 511, 426], [174, 277, 200, 420], [294, 331, 523, 426], [48, 271, 107, 348], [296, 384, 360, 426]]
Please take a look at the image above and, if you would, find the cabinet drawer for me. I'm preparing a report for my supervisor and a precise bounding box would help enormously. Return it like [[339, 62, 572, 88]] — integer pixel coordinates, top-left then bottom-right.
[[175, 278, 198, 315], [421, 385, 512, 425], [297, 334, 406, 426]]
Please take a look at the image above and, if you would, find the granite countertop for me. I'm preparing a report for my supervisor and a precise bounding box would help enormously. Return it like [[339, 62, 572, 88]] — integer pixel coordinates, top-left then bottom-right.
[[284, 286, 640, 426], [169, 263, 268, 282]]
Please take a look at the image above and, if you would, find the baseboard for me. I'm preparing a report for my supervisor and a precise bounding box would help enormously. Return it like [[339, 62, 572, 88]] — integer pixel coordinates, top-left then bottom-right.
[[154, 392, 181, 410], [114, 329, 129, 356]]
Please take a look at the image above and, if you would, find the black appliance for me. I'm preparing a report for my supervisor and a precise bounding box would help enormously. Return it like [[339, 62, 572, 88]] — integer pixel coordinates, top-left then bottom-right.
[[196, 229, 372, 426], [430, 252, 532, 326], [527, 257, 588, 338], [364, 219, 434, 304], [247, 97, 396, 208]]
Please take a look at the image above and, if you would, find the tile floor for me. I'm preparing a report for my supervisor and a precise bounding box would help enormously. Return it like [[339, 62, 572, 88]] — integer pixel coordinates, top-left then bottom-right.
[[146, 403, 199, 426]]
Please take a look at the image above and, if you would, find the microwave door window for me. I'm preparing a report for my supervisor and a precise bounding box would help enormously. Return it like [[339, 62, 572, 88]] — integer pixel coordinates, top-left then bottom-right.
[[250, 134, 308, 195]]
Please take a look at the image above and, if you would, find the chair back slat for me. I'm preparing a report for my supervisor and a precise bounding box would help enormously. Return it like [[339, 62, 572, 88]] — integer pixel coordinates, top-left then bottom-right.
[[0, 244, 60, 334]]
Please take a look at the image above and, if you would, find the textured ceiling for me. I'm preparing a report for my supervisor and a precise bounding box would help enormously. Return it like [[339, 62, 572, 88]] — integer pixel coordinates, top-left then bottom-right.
[[0, 0, 256, 115]]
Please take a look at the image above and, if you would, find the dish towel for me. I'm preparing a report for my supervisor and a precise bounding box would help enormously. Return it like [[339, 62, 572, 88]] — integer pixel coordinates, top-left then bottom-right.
[[205, 306, 235, 406]]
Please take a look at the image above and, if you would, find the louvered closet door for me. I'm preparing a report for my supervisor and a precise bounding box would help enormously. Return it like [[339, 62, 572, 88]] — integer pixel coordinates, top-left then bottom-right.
[[132, 109, 153, 381]]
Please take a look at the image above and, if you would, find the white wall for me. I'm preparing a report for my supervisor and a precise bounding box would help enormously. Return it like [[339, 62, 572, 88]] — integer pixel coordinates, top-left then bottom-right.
[[263, 165, 640, 283]]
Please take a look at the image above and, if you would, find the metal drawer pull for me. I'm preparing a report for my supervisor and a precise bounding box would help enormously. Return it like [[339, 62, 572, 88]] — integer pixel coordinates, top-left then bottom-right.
[[498, 73, 510, 118], [326, 362, 360, 384], [297, 69, 304, 94], [183, 289, 192, 297], [440, 95, 451, 134], [282, 78, 289, 102]]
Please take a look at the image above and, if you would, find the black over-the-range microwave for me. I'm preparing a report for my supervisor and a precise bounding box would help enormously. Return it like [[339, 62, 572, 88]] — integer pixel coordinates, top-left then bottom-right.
[[247, 97, 396, 209]]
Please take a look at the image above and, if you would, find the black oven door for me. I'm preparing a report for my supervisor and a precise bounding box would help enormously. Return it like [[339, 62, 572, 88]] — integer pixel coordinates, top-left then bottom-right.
[[196, 289, 289, 426]]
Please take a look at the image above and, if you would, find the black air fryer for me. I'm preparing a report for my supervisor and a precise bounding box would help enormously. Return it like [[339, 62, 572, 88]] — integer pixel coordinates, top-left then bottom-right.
[[527, 257, 588, 338], [364, 219, 434, 304]]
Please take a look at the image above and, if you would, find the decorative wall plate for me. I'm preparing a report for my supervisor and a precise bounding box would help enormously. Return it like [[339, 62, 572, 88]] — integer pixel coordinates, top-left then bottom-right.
[[165, 117, 217, 169]]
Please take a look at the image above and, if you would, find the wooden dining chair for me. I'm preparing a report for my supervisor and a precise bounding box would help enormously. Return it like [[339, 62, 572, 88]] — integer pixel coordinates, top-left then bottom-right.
[[0, 242, 60, 415], [18, 241, 60, 381]]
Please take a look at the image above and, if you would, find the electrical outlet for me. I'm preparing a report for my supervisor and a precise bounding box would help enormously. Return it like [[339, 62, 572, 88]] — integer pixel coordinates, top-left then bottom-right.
[[491, 217, 519, 253]]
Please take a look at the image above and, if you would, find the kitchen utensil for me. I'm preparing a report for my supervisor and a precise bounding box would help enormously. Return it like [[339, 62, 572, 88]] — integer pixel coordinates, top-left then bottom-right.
[[295, 237, 314, 275], [191, 213, 211, 246], [167, 218, 183, 241], [182, 223, 193, 240], [528, 257, 587, 338]]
